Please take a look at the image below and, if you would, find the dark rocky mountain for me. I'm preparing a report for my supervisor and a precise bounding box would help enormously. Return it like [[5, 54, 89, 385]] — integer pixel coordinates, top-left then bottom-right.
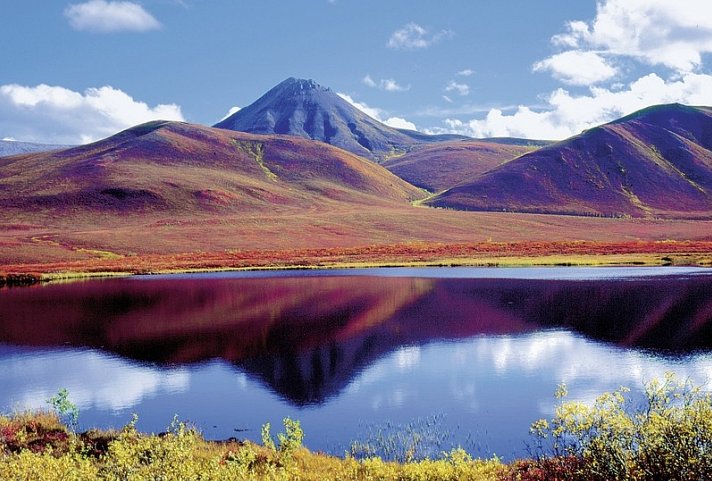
[[0, 140, 72, 157], [214, 77, 465, 162], [427, 104, 712, 218]]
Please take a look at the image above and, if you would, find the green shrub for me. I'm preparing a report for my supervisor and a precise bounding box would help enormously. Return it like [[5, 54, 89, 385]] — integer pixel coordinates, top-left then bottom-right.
[[523, 374, 712, 481], [47, 389, 79, 433]]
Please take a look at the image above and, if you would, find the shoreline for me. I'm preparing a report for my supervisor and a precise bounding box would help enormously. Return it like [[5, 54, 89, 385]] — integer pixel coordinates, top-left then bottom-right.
[[2, 242, 712, 287]]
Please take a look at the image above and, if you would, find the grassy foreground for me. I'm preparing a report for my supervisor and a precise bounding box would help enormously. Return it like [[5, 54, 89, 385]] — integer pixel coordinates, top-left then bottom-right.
[[0, 413, 503, 481], [2, 376, 711, 480]]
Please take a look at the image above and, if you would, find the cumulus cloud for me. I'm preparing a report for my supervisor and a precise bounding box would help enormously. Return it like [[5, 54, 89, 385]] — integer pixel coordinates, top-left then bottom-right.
[[383, 116, 417, 130], [337, 93, 384, 120], [533, 50, 618, 86], [337, 92, 417, 131], [427, 72, 712, 140], [542, 0, 712, 72], [427, 0, 712, 141], [387, 22, 453, 50], [362, 74, 410, 92], [0, 83, 184, 144], [220, 106, 240, 121], [65, 0, 161, 33], [445, 80, 470, 96]]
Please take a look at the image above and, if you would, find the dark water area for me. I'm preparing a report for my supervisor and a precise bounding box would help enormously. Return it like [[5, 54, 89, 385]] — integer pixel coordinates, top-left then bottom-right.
[[1, 267, 711, 459]]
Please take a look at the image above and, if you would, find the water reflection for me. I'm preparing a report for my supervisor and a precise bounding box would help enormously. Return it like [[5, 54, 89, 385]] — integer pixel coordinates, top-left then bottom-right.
[[2, 271, 711, 405], [0, 346, 189, 412], [1, 268, 711, 458]]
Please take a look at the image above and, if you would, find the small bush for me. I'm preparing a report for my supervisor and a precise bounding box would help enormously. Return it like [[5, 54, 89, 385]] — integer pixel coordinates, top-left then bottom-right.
[[47, 388, 79, 433], [513, 374, 712, 481]]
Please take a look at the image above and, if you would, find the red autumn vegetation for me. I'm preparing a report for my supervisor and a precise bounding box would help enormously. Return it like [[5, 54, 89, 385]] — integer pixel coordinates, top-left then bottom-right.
[[1, 240, 711, 284]]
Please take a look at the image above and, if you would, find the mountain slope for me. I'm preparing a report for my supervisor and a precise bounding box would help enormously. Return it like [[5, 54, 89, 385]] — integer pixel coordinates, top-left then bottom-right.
[[215, 77, 442, 161], [427, 104, 712, 218], [0, 121, 424, 215], [383, 140, 537, 192]]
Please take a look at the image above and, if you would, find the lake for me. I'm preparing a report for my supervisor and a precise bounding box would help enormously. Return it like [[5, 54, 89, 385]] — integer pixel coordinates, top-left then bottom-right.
[[1, 266, 711, 460]]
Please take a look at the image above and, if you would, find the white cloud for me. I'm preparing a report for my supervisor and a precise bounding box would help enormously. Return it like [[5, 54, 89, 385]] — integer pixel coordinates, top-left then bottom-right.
[[426, 0, 712, 141], [0, 83, 184, 144], [387, 22, 453, 50], [442, 95, 453, 104], [428, 72, 712, 140], [382, 79, 409, 92], [545, 0, 712, 72], [337, 92, 417, 131], [337, 93, 384, 120], [445, 80, 470, 96], [362, 74, 377, 88], [533, 50, 618, 85], [220, 106, 240, 121], [383, 116, 417, 130], [65, 0, 161, 33], [457, 69, 474, 77], [362, 74, 410, 92]]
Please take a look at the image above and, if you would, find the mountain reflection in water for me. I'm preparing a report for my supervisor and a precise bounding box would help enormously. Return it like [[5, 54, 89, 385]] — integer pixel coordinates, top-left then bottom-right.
[[1, 270, 711, 406]]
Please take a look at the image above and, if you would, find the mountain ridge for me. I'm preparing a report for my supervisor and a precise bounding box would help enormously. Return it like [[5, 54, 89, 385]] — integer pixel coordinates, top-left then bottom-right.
[[426, 103, 712, 218]]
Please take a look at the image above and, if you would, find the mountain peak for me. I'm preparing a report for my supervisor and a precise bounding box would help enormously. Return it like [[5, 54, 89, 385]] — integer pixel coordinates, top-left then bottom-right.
[[277, 77, 328, 92], [214, 77, 418, 161]]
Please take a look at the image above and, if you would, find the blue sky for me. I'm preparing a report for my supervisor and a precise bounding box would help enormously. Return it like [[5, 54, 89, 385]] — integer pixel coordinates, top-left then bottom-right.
[[2, 0, 712, 143]]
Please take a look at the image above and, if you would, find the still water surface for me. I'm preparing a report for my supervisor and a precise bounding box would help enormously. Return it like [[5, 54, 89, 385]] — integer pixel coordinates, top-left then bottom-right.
[[1, 267, 711, 459]]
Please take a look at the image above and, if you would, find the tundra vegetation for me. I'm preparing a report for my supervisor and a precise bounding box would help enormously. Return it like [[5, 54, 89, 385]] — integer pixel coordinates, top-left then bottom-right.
[[1, 375, 710, 480]]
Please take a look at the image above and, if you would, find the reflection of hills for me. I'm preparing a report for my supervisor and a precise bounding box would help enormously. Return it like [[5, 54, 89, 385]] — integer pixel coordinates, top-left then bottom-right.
[[1, 273, 711, 405], [523, 277, 712, 350]]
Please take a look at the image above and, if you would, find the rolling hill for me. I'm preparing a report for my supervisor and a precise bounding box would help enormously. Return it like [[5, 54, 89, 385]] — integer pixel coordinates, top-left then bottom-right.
[[427, 104, 712, 218], [0, 120, 424, 216], [214, 77, 465, 161], [383, 140, 538, 192]]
